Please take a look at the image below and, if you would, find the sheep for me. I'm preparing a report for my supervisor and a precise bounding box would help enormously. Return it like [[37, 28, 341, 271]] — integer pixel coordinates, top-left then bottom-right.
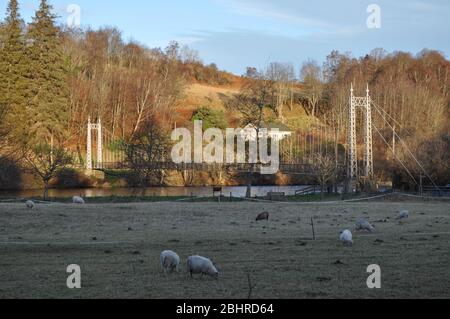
[[256, 212, 269, 222], [397, 210, 410, 220], [72, 196, 85, 204], [340, 230, 353, 246], [25, 200, 35, 210], [356, 218, 375, 232], [187, 256, 219, 279], [160, 250, 181, 274]]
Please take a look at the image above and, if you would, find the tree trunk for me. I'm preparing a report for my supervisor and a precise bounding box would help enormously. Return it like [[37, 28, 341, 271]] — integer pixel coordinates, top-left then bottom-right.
[[246, 167, 253, 198], [44, 180, 49, 201], [321, 182, 325, 200], [76, 145, 84, 166], [140, 174, 147, 197], [159, 170, 166, 185]]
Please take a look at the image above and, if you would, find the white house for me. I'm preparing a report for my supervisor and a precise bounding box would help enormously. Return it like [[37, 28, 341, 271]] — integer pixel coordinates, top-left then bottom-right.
[[240, 122, 292, 142]]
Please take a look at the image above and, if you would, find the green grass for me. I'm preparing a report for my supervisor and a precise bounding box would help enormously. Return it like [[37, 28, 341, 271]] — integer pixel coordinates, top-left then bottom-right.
[[17, 195, 189, 204], [283, 193, 367, 202], [3, 192, 374, 204]]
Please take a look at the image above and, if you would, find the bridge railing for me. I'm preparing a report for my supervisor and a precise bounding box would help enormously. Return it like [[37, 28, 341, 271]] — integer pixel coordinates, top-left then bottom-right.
[[93, 161, 346, 176], [422, 186, 450, 197]]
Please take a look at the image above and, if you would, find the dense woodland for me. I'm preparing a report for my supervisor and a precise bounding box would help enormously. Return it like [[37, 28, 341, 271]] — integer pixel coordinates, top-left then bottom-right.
[[0, 0, 449, 192]]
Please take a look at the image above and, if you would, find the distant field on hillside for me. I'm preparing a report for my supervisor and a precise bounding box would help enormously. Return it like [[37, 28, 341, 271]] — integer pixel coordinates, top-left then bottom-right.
[[177, 83, 312, 129]]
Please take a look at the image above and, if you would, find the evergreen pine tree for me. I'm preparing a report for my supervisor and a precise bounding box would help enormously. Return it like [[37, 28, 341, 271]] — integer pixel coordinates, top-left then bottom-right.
[[0, 0, 28, 141], [27, 0, 69, 144]]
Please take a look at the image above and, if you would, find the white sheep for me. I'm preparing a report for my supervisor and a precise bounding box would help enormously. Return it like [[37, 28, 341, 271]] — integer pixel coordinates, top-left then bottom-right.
[[397, 210, 410, 220], [160, 250, 181, 274], [187, 256, 219, 279], [26, 200, 35, 210], [356, 219, 375, 232], [340, 230, 354, 246], [72, 196, 85, 204]]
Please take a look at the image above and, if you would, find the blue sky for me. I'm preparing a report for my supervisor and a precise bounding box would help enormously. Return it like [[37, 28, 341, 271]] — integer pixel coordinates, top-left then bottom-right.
[[1, 0, 449, 75]]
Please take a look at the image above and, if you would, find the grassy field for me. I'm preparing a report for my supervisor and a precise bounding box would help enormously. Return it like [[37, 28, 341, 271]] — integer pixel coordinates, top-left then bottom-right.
[[0, 200, 449, 299], [1, 193, 368, 204]]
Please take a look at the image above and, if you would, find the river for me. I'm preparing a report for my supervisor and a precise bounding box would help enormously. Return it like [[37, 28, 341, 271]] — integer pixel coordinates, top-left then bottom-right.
[[0, 185, 310, 199]]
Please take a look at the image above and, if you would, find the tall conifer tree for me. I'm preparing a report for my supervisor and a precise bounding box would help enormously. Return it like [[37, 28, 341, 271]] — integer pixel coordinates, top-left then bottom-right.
[[0, 0, 28, 141], [27, 0, 69, 144]]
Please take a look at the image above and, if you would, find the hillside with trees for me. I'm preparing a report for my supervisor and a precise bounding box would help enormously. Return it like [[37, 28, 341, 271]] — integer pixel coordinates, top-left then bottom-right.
[[0, 0, 448, 191]]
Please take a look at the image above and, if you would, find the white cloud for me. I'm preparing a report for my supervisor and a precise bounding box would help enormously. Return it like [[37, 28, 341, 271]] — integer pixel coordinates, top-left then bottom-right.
[[174, 36, 206, 45], [410, 1, 444, 12], [213, 0, 334, 29]]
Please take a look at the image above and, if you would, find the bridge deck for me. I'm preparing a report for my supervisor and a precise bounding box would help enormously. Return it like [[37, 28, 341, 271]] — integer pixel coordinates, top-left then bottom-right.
[[92, 162, 346, 176]]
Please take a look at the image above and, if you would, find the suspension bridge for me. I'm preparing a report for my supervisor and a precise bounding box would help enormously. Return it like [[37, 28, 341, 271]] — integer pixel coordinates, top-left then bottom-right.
[[81, 85, 442, 193], [84, 116, 348, 178]]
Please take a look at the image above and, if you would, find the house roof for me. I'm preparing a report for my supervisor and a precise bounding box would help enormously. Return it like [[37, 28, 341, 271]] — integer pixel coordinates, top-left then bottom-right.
[[262, 122, 292, 132], [244, 122, 292, 132]]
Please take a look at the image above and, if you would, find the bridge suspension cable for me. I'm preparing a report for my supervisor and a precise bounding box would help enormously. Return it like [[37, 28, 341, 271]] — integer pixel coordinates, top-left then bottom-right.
[[371, 121, 419, 186], [371, 101, 441, 192]]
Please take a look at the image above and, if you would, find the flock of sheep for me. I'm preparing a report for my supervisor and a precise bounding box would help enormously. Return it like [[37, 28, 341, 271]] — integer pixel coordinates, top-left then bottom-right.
[[339, 210, 410, 245], [23, 197, 411, 280], [160, 210, 410, 278], [158, 213, 274, 278], [161, 251, 220, 279], [26, 196, 85, 209], [26, 197, 221, 279]]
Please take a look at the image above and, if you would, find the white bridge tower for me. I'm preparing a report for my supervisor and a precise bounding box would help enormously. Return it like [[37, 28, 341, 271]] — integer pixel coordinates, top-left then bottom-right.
[[348, 84, 374, 184], [86, 117, 103, 170], [348, 84, 358, 180]]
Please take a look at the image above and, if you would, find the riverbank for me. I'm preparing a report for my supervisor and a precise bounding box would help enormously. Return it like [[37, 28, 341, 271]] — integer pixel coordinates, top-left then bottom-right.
[[0, 185, 316, 201], [0, 193, 338, 204], [2, 192, 447, 204], [0, 165, 314, 192]]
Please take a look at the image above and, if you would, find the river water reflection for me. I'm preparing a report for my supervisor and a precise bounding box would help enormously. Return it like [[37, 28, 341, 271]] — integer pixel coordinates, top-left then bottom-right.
[[0, 185, 310, 199]]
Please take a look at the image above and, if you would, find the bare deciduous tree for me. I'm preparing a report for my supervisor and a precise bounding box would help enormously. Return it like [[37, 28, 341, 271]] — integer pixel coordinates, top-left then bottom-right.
[[310, 153, 337, 197], [22, 144, 73, 200], [300, 59, 324, 118], [124, 120, 172, 194], [226, 76, 277, 128], [266, 62, 296, 119]]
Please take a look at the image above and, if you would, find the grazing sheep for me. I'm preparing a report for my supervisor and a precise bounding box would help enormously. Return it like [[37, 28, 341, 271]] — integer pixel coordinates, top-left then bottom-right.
[[26, 200, 35, 210], [160, 250, 181, 274], [356, 218, 375, 232], [72, 196, 85, 204], [397, 210, 410, 220], [256, 212, 269, 221], [187, 256, 219, 279], [340, 230, 354, 246]]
